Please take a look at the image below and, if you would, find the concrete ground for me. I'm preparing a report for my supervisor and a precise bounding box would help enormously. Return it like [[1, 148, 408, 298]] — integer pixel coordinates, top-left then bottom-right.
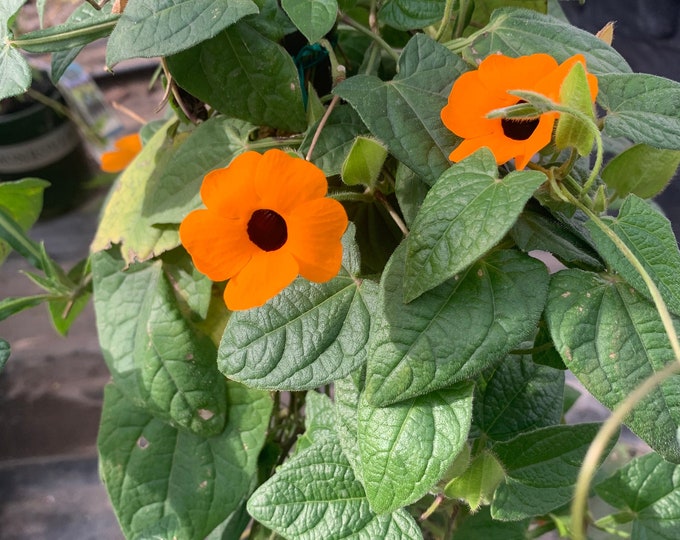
[[0, 1, 677, 539]]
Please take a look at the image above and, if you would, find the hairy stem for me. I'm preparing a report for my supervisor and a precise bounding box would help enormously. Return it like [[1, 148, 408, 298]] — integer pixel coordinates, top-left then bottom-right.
[[305, 94, 341, 161], [339, 14, 400, 65]]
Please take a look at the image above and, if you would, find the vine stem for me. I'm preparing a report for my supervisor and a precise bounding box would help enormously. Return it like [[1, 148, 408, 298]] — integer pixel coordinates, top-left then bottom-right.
[[305, 94, 341, 162], [561, 186, 680, 539], [339, 14, 400, 65], [434, 0, 456, 41], [548, 103, 604, 194], [375, 190, 409, 237], [571, 361, 680, 540]]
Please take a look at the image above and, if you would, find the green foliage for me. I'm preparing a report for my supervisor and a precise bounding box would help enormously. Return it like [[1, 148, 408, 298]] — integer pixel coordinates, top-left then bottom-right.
[[598, 73, 680, 149], [98, 381, 271, 539], [404, 148, 546, 300], [491, 423, 617, 520], [247, 435, 423, 540], [596, 452, 680, 539], [358, 383, 473, 513], [0, 338, 9, 373], [1, 0, 37, 99], [106, 0, 259, 66], [546, 269, 680, 462], [334, 33, 467, 185], [365, 246, 549, 406], [602, 144, 680, 199], [378, 0, 447, 30], [0, 178, 49, 266], [460, 8, 631, 75], [166, 21, 307, 132], [555, 62, 596, 156], [281, 0, 337, 44], [4, 1, 680, 538]]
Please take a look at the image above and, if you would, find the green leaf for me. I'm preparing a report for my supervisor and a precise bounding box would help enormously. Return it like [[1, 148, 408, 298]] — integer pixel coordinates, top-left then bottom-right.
[[247, 436, 423, 540], [166, 21, 306, 133], [91, 120, 180, 264], [217, 274, 377, 390], [555, 61, 596, 156], [296, 390, 336, 452], [0, 0, 26, 38], [0, 178, 49, 266], [464, 8, 631, 76], [602, 143, 680, 199], [586, 195, 680, 318], [341, 136, 388, 187], [511, 206, 602, 271], [378, 0, 446, 30], [596, 452, 680, 539], [467, 0, 547, 34], [106, 0, 259, 66], [472, 354, 565, 442], [394, 162, 429, 228], [404, 148, 546, 301], [358, 383, 473, 513], [50, 2, 113, 81], [91, 249, 227, 437], [452, 506, 529, 540], [98, 381, 271, 540], [365, 246, 549, 406], [161, 248, 213, 320], [598, 73, 680, 149], [546, 269, 680, 462], [491, 423, 615, 520], [46, 258, 91, 336], [334, 373, 363, 479], [146, 117, 256, 225], [344, 198, 403, 275], [0, 295, 50, 321], [0, 45, 31, 101], [334, 33, 468, 185], [532, 321, 567, 370], [0, 0, 33, 99], [0, 338, 9, 373], [444, 450, 506, 512], [281, 0, 337, 44], [0, 205, 44, 270], [300, 105, 369, 176], [12, 12, 118, 53]]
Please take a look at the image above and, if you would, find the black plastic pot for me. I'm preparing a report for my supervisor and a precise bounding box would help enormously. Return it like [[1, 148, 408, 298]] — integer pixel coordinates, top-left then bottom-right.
[[0, 72, 95, 217]]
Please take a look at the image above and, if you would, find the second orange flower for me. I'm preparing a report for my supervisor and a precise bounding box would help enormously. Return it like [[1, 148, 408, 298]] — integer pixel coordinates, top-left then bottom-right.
[[180, 149, 348, 311], [441, 53, 598, 170]]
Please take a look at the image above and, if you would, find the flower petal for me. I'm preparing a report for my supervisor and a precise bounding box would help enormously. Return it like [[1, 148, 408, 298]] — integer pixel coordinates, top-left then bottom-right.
[[513, 114, 557, 170], [101, 133, 142, 172], [200, 151, 261, 217], [478, 53, 558, 97], [537, 54, 598, 102], [441, 70, 509, 139], [179, 209, 255, 282], [254, 149, 328, 216], [224, 249, 299, 310], [286, 198, 348, 282]]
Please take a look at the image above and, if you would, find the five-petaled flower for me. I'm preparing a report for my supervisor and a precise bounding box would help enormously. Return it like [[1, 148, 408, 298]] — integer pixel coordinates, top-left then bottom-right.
[[180, 149, 349, 311], [441, 53, 598, 170], [101, 133, 142, 172]]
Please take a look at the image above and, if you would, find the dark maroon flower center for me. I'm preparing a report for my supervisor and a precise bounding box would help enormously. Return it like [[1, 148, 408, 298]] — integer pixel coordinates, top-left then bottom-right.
[[500, 101, 540, 141], [247, 209, 288, 251]]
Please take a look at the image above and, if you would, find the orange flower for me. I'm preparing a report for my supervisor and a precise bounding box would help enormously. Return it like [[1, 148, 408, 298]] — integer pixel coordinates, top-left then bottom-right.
[[441, 53, 598, 170], [180, 149, 349, 310], [101, 133, 142, 172]]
